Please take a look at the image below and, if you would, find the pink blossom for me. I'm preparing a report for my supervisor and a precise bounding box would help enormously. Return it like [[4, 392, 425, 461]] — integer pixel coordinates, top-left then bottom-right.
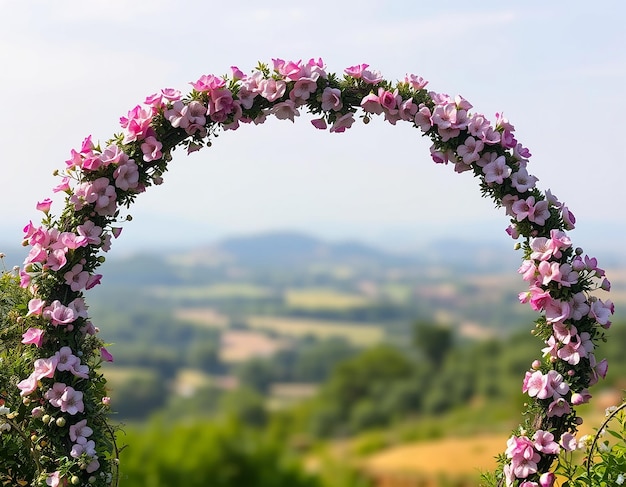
[[44, 300, 76, 326], [289, 78, 318, 105], [17, 373, 38, 396], [120, 104, 153, 143], [482, 155, 511, 184], [505, 435, 540, 478], [457, 136, 483, 164], [321, 87, 343, 112], [165, 100, 207, 135], [270, 100, 299, 122], [537, 261, 561, 286], [52, 177, 70, 193], [414, 106, 432, 131], [404, 73, 428, 89], [258, 78, 287, 102], [511, 168, 538, 193], [545, 298, 570, 324], [330, 113, 355, 133], [55, 346, 79, 372], [36, 198, 53, 213], [69, 418, 93, 442], [533, 430, 560, 454], [33, 356, 58, 380], [190, 73, 225, 92], [85, 273, 103, 290], [46, 471, 62, 487], [571, 389, 592, 405], [26, 298, 46, 317], [344, 63, 369, 78], [361, 68, 383, 84], [360, 93, 382, 114], [560, 432, 577, 451], [77, 220, 102, 246], [528, 285, 551, 311], [45, 382, 67, 407], [539, 472, 556, 487], [589, 299, 614, 327], [68, 297, 89, 319], [398, 99, 418, 121], [141, 135, 163, 162], [101, 347, 114, 362], [64, 263, 89, 292], [512, 196, 551, 226], [59, 386, 84, 415], [547, 397, 571, 417], [311, 117, 327, 130], [113, 157, 140, 191], [22, 327, 45, 347], [208, 88, 235, 122]]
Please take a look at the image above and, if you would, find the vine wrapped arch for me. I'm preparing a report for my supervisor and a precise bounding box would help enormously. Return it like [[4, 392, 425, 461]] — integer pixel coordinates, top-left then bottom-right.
[[7, 59, 614, 487]]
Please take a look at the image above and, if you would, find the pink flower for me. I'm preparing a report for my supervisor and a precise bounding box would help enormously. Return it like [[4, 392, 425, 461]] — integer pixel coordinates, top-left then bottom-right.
[[311, 117, 327, 130], [270, 100, 299, 122], [360, 93, 382, 114], [208, 88, 235, 122], [141, 135, 163, 162], [539, 472, 556, 487], [113, 157, 140, 192], [33, 356, 58, 380], [289, 78, 318, 105], [52, 177, 71, 193], [22, 327, 45, 347], [361, 68, 383, 84], [457, 136, 483, 164], [101, 347, 114, 362], [55, 346, 79, 372], [36, 198, 53, 213], [510, 168, 538, 193], [330, 113, 355, 133], [45, 382, 67, 407], [69, 418, 93, 442], [85, 273, 103, 290], [571, 389, 592, 405], [589, 299, 614, 327], [258, 78, 286, 102], [190, 73, 225, 92], [46, 471, 62, 487], [59, 386, 84, 415], [26, 298, 46, 317], [547, 397, 571, 417], [321, 87, 343, 112], [120, 104, 153, 143], [533, 430, 560, 454], [64, 263, 90, 292], [44, 300, 76, 326], [414, 106, 432, 131], [560, 432, 577, 451], [482, 155, 511, 184], [344, 63, 369, 79], [77, 220, 103, 246], [404, 73, 428, 90], [17, 373, 39, 396]]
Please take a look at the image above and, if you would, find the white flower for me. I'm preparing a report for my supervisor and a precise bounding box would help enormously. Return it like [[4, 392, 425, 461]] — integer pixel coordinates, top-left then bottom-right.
[[0, 422, 11, 433], [0, 406, 10, 416], [616, 473, 624, 485]]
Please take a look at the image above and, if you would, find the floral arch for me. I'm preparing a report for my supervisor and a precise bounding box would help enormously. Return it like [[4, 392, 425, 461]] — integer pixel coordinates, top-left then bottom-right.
[[1, 59, 615, 487]]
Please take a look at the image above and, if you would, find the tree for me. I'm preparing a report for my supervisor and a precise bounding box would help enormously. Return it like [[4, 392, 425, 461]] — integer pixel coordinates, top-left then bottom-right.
[[412, 321, 453, 367]]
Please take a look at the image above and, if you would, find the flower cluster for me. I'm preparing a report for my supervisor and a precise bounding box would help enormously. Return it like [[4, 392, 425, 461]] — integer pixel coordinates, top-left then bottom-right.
[[7, 58, 613, 486]]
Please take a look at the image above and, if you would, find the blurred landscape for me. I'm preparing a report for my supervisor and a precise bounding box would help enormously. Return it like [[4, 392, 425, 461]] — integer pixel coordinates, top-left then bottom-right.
[[2, 230, 625, 486]]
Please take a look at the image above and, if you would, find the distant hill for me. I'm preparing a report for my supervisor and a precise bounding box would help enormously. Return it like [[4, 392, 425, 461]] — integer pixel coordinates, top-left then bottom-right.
[[208, 231, 415, 268]]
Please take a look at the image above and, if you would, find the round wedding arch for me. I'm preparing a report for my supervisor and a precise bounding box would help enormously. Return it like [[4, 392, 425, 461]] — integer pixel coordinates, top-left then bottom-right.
[[8, 58, 614, 487]]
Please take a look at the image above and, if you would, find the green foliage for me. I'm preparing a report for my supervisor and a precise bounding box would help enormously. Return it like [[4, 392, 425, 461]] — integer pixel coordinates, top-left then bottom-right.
[[118, 417, 322, 487], [555, 400, 626, 486]]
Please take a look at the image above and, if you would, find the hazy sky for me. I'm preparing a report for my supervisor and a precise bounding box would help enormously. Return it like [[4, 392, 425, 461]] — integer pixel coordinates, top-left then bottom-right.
[[1, 0, 624, 253]]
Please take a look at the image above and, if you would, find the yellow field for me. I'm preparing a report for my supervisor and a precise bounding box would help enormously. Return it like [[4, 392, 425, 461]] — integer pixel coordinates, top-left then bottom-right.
[[285, 288, 371, 310], [247, 315, 385, 346], [364, 433, 503, 477], [175, 307, 229, 328]]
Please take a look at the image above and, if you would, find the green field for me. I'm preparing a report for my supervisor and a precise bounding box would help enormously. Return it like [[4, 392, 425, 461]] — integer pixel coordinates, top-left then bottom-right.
[[247, 315, 385, 346]]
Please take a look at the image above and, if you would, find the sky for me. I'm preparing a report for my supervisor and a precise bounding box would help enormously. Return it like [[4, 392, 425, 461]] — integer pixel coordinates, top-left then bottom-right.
[[1, 0, 625, 256]]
